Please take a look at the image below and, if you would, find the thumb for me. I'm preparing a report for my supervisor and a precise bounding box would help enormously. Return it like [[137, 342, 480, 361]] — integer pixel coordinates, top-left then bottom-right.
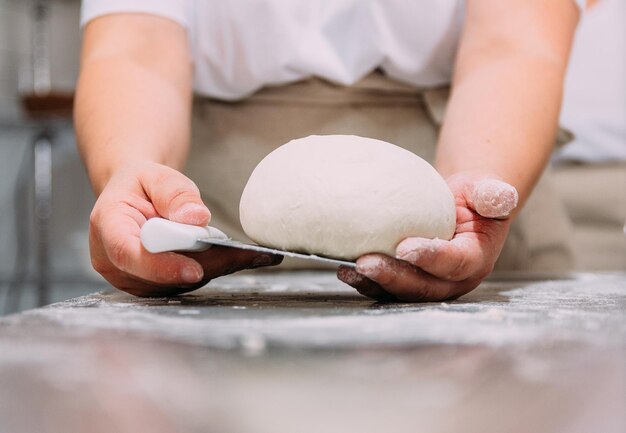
[[140, 163, 211, 226], [467, 177, 519, 219]]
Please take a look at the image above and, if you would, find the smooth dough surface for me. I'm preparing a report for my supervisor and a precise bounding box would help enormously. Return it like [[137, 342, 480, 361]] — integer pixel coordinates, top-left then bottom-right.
[[239, 135, 456, 260]]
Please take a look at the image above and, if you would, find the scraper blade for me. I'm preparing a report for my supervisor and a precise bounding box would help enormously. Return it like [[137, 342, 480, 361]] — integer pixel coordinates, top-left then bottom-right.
[[140, 217, 356, 268]]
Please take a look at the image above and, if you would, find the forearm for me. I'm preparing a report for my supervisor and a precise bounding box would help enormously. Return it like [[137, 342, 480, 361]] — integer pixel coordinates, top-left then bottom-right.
[[436, 57, 565, 204], [435, 0, 578, 208], [74, 15, 192, 195]]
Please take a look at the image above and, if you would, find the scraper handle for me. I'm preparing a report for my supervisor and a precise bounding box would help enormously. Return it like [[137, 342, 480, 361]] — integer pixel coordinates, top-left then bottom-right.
[[140, 217, 228, 253]]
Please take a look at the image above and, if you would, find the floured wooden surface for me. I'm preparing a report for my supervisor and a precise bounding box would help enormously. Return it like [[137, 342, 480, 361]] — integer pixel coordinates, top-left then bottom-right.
[[0, 271, 624, 433], [4, 271, 625, 349]]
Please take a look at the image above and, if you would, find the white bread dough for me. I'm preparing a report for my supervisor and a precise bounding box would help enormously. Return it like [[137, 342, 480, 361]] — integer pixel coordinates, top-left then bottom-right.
[[239, 135, 456, 260]]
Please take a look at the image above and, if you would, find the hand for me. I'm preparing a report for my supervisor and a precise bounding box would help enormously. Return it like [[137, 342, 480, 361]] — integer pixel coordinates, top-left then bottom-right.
[[89, 162, 282, 297], [337, 172, 519, 302]]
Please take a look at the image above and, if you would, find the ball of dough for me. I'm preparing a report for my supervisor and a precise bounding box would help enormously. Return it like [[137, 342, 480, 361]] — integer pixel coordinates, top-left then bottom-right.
[[239, 135, 456, 260]]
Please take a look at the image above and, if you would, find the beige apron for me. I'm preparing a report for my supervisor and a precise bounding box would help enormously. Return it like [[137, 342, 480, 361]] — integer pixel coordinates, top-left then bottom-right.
[[186, 72, 575, 271]]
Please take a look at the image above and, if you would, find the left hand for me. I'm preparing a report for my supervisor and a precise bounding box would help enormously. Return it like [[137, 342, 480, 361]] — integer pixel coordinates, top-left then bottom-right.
[[337, 172, 519, 302]]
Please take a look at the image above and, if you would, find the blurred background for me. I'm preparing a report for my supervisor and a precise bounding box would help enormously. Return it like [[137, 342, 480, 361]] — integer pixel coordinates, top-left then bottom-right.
[[0, 0, 96, 313], [0, 0, 624, 314]]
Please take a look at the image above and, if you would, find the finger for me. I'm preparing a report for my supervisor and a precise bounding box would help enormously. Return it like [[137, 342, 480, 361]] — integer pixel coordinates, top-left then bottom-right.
[[468, 178, 518, 219], [447, 174, 519, 219], [355, 254, 466, 302], [187, 247, 283, 279], [395, 235, 493, 281], [98, 271, 205, 298], [140, 164, 211, 226], [110, 249, 283, 298], [337, 266, 397, 301], [99, 206, 205, 285]]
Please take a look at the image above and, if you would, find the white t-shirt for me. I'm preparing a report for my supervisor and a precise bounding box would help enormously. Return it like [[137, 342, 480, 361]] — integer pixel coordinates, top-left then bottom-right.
[[81, 1, 586, 101], [81, 0, 468, 100]]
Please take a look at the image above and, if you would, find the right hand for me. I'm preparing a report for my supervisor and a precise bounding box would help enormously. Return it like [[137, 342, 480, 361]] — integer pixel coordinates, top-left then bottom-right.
[[338, 173, 518, 302], [89, 162, 282, 297]]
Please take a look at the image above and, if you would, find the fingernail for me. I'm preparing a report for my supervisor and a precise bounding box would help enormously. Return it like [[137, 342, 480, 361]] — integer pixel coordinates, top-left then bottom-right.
[[356, 256, 382, 278], [474, 180, 519, 218], [173, 203, 209, 225], [181, 264, 202, 283], [250, 254, 274, 268]]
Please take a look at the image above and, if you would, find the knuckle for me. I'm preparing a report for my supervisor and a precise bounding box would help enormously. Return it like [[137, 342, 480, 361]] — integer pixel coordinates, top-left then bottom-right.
[[155, 168, 199, 193], [411, 280, 439, 302], [477, 264, 494, 281], [474, 258, 495, 281], [447, 254, 471, 280], [88, 208, 101, 228], [107, 237, 131, 271], [167, 186, 198, 207], [186, 178, 201, 193], [90, 256, 110, 275]]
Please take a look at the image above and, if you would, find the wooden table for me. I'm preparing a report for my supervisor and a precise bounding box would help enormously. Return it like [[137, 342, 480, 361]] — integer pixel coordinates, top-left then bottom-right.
[[0, 271, 624, 433]]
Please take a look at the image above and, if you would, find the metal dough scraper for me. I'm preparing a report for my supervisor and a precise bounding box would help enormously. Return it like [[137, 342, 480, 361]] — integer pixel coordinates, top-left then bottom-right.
[[140, 217, 356, 268]]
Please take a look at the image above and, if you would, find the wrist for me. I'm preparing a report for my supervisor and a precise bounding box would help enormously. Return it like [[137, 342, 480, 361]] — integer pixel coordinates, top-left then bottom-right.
[[87, 159, 157, 196], [84, 143, 182, 195]]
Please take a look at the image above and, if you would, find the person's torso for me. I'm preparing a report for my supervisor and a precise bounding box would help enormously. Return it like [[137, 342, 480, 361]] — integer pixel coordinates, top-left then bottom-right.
[[190, 0, 465, 100]]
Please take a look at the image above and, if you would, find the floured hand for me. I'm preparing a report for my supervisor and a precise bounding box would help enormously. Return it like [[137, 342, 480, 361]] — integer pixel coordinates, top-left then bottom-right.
[[337, 172, 518, 302], [89, 162, 282, 297]]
